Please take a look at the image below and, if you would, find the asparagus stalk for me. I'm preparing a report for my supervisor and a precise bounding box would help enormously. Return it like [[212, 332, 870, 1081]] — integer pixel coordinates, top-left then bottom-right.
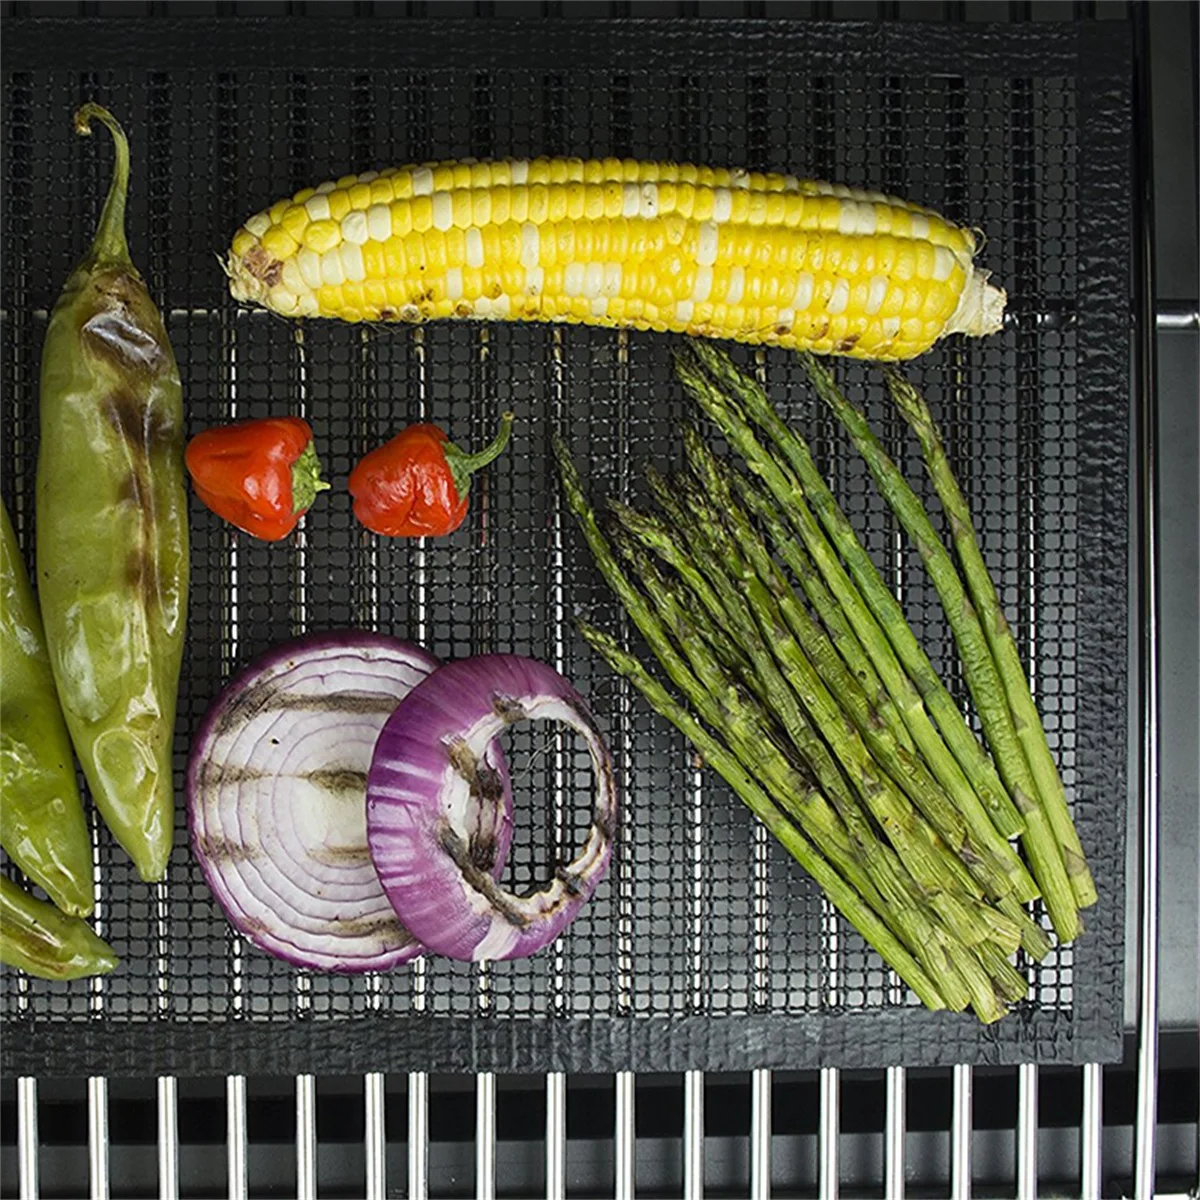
[[733, 473, 916, 754], [613, 535, 979, 1005], [674, 349, 1034, 886], [682, 429, 1037, 903], [686, 343, 1030, 839], [576, 621, 948, 1012], [799, 353, 1082, 942], [885, 368, 1096, 910]]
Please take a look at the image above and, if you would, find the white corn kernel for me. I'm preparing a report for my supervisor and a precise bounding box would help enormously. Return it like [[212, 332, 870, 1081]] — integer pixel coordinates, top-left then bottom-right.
[[475, 296, 492, 317], [726, 266, 745, 306], [855, 202, 877, 236], [730, 169, 751, 189], [791, 272, 814, 311], [432, 192, 453, 231], [296, 292, 321, 317], [411, 167, 434, 196], [340, 241, 365, 283], [357, 170, 378, 184], [933, 246, 955, 282], [697, 222, 719, 267], [315, 180, 337, 195], [305, 195, 332, 221], [281, 259, 306, 294], [564, 262, 584, 297], [245, 211, 271, 238], [640, 182, 659, 218], [492, 294, 512, 317], [520, 222, 540, 268], [524, 266, 544, 296], [584, 262, 604, 298], [367, 204, 392, 242], [445, 267, 463, 302], [837, 202, 858, 236], [590, 296, 608, 317], [298, 248, 322, 289], [882, 316, 902, 338], [676, 300, 695, 324], [867, 275, 888, 315], [712, 188, 733, 222], [466, 227, 485, 268], [910, 213, 930, 240], [774, 308, 795, 331], [603, 263, 623, 297], [320, 249, 345, 287], [827, 278, 849, 315], [509, 161, 529, 184], [692, 265, 713, 302], [342, 210, 369, 245], [622, 182, 641, 218]]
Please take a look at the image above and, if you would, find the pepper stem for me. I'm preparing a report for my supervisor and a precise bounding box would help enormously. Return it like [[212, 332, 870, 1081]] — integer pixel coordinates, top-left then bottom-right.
[[443, 412, 515, 500], [74, 103, 131, 268], [291, 441, 331, 514]]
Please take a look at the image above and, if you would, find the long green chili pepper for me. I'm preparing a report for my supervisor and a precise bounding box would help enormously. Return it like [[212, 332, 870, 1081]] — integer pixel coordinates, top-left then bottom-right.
[[0, 501, 94, 915], [0, 875, 116, 981], [36, 104, 188, 882]]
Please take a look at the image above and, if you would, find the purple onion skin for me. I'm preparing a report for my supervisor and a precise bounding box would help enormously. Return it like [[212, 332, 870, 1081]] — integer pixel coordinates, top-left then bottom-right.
[[367, 654, 617, 963], [188, 632, 513, 973]]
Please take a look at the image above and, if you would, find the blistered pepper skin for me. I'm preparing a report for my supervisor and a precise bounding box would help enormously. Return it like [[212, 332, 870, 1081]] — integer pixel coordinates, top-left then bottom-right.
[[0, 502, 94, 916], [35, 105, 188, 883], [0, 875, 117, 981]]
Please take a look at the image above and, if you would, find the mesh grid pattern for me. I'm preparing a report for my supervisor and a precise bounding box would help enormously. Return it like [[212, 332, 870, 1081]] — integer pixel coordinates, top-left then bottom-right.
[[0, 17, 1129, 1075]]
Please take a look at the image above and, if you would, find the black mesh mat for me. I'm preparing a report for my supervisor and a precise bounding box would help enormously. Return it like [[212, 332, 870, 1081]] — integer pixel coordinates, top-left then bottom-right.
[[0, 16, 1130, 1077]]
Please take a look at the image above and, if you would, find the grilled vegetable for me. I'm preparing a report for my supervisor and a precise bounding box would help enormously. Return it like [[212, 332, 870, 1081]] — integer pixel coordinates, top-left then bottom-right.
[[36, 105, 188, 883], [188, 633, 513, 972], [227, 158, 1005, 361], [186, 416, 330, 541], [0, 875, 116, 981], [349, 412, 513, 538], [0, 502, 94, 917], [367, 655, 616, 962]]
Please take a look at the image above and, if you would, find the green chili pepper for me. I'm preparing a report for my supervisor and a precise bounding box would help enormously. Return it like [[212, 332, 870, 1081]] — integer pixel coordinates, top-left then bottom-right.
[[0, 501, 94, 916], [36, 104, 188, 883], [0, 875, 116, 980]]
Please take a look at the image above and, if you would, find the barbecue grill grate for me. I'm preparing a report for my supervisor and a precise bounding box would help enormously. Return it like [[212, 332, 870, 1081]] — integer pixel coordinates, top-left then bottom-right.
[[0, 16, 1130, 1079]]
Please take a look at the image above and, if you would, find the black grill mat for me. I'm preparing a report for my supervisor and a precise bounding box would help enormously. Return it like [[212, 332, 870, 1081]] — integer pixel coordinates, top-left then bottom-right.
[[0, 16, 1130, 1077]]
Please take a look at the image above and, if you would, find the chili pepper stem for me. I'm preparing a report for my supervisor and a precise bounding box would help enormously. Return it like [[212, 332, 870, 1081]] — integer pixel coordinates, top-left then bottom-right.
[[73, 103, 131, 268], [291, 441, 331, 514], [443, 411, 515, 499]]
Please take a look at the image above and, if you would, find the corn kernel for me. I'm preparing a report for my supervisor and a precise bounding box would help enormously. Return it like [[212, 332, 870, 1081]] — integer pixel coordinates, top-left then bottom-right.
[[260, 225, 298, 260], [231, 228, 257, 258], [411, 195, 433, 233], [303, 220, 341, 254], [269, 198, 291, 223], [327, 189, 352, 222]]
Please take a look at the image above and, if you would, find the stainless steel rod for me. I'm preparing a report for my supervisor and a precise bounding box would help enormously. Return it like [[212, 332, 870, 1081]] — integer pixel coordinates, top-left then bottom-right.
[[1155, 299, 1200, 329], [750, 1069, 772, 1200], [1081, 1062, 1104, 1200], [1017, 1063, 1038, 1200], [819, 1068, 839, 1200], [885, 1066, 906, 1200], [615, 1071, 636, 1200], [17, 1076, 37, 1200], [296, 1073, 316, 1200], [476, 1071, 496, 1200], [684, 1069, 705, 1200], [364, 1072, 386, 1200], [408, 1070, 429, 1200], [226, 1074, 247, 1200], [545, 1072, 566, 1200], [157, 1076, 178, 1200], [87, 1076, 109, 1200], [951, 1065, 972, 1200]]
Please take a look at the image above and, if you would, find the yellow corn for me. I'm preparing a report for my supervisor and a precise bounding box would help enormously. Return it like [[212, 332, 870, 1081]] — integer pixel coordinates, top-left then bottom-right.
[[227, 158, 1004, 361]]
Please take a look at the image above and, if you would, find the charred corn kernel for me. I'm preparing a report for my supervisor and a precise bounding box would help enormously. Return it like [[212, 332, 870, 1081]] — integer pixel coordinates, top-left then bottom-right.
[[228, 157, 1004, 360]]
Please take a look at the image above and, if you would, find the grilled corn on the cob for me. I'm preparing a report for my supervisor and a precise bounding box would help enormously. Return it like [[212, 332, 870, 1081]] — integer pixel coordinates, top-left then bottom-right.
[[227, 158, 1005, 361]]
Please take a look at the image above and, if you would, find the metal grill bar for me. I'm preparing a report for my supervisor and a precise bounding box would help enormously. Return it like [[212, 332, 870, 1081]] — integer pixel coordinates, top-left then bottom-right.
[[684, 1069, 704, 1200], [545, 1073, 566, 1200], [296, 1073, 316, 1200], [1081, 1062, 1104, 1200], [1016, 1063, 1038, 1200], [364, 1072, 386, 1200], [477, 1072, 496, 1200], [751, 1069, 771, 1200], [615, 1070, 636, 1200], [87, 1076, 108, 1200], [819, 1068, 839, 1200], [157, 1076, 178, 1200], [885, 1066, 905, 1200], [16, 1076, 36, 1200], [226, 1075, 247, 1200], [951, 1065, 972, 1200], [408, 1072, 429, 1200]]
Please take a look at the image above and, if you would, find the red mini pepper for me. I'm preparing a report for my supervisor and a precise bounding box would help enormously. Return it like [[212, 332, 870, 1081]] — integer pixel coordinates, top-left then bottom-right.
[[185, 416, 330, 541], [349, 412, 514, 538]]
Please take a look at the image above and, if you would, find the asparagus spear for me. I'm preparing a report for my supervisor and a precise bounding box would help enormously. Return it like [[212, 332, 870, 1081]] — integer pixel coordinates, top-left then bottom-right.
[[679, 429, 1038, 904], [688, 342, 1027, 836], [613, 534, 979, 1005], [674, 348, 1034, 880], [799, 353, 1083, 943], [885, 368, 1096, 910], [576, 621, 948, 1012]]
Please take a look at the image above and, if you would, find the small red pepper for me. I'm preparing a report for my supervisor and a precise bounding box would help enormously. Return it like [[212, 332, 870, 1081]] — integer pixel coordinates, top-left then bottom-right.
[[185, 416, 330, 541], [349, 412, 514, 538]]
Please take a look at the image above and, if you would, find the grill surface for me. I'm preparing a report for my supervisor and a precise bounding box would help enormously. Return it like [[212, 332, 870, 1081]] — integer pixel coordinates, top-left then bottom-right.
[[0, 16, 1131, 1079]]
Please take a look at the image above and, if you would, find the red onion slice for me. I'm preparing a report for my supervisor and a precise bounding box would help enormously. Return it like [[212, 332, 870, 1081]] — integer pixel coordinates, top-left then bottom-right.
[[187, 632, 513, 973], [367, 654, 616, 962]]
